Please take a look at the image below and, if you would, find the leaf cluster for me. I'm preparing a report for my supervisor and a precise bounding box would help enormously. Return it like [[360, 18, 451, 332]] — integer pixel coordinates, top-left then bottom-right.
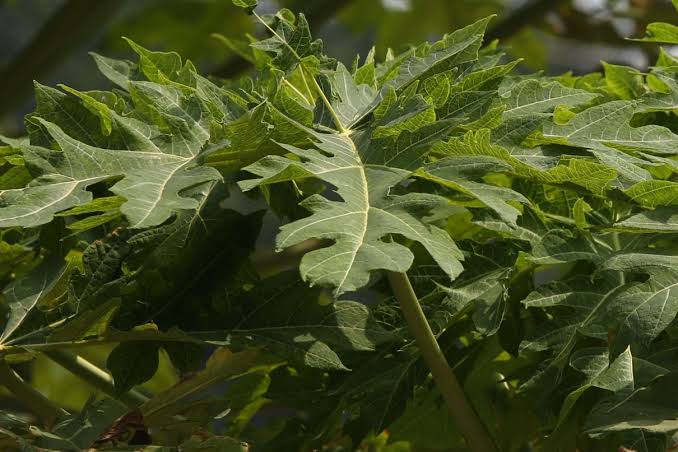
[[1, 2, 678, 451]]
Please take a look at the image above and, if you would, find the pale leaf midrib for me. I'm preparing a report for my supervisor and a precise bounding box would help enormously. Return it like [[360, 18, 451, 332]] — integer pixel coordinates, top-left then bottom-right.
[[0, 178, 101, 225], [335, 133, 370, 295]]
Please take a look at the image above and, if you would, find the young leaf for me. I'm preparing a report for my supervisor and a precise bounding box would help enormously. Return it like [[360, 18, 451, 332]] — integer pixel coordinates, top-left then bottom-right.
[[232, 0, 257, 13]]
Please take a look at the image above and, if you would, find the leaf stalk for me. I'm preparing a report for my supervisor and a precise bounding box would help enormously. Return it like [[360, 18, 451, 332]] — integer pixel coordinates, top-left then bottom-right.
[[43, 350, 148, 407], [0, 360, 65, 427], [307, 70, 349, 134], [387, 271, 497, 452]]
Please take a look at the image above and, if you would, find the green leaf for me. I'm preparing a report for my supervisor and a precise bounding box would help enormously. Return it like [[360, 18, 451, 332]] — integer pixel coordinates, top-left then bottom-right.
[[163, 341, 205, 375], [49, 298, 121, 342], [645, 69, 678, 110], [107, 340, 160, 394], [0, 39, 249, 229], [232, 0, 257, 13], [585, 375, 678, 438], [6, 6, 678, 449], [589, 401, 678, 433], [386, 388, 463, 448], [625, 180, 678, 208], [0, 255, 71, 344], [1, 88, 221, 229], [316, 62, 378, 128], [31, 398, 129, 450], [391, 16, 494, 91], [634, 22, 678, 44], [604, 257, 678, 355], [0, 168, 31, 192], [204, 101, 309, 172], [603, 62, 646, 100], [501, 79, 599, 118], [337, 351, 421, 433], [69, 230, 130, 307], [573, 198, 592, 230], [558, 347, 634, 425], [542, 100, 678, 153], [619, 431, 667, 452], [55, 196, 124, 233], [436, 60, 518, 123], [415, 156, 529, 227], [601, 253, 678, 274], [528, 229, 608, 265], [122, 38, 183, 85], [438, 268, 510, 335], [590, 148, 653, 188], [345, 16, 495, 128], [240, 113, 463, 296], [520, 277, 613, 356], [434, 130, 617, 195], [0, 241, 32, 282], [140, 348, 264, 420], [251, 13, 323, 73], [615, 207, 678, 232], [222, 272, 396, 370]]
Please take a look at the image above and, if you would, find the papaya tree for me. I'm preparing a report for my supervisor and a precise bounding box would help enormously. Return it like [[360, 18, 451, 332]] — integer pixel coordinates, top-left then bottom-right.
[[1, 1, 678, 450]]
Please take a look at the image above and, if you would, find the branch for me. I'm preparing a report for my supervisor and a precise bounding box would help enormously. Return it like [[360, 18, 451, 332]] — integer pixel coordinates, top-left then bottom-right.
[[0, 361, 66, 427], [0, 0, 125, 120], [43, 350, 148, 408], [484, 0, 569, 43], [387, 272, 497, 452], [212, 0, 354, 78]]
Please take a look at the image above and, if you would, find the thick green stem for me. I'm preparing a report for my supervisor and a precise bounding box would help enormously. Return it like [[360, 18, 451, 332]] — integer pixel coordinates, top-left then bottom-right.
[[0, 361, 65, 427], [43, 350, 148, 407], [387, 272, 497, 452]]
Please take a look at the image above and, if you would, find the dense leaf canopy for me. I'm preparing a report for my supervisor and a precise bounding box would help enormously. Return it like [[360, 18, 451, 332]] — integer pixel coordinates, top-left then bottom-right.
[[1, 1, 678, 451]]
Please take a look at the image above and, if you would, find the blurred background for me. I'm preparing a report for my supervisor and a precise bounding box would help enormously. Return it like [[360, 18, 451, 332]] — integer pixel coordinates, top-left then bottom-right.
[[0, 0, 676, 138]]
